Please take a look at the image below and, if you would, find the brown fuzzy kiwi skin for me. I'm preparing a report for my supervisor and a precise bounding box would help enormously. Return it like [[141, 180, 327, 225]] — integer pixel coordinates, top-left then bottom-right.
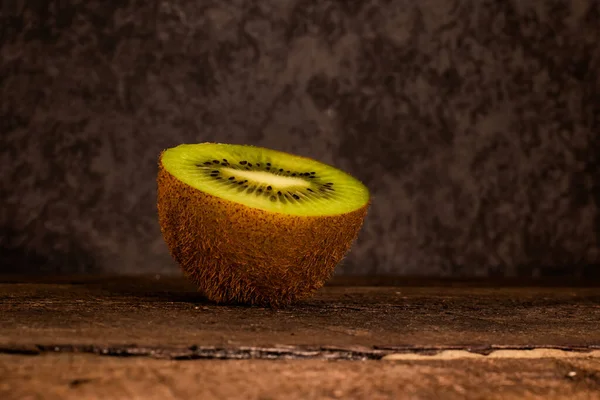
[[156, 153, 370, 307]]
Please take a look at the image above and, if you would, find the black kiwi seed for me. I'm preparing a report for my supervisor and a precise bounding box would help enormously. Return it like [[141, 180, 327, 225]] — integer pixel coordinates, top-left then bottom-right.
[[240, 161, 247, 165], [277, 191, 282, 195], [213, 160, 220, 164], [310, 172, 315, 174], [238, 181, 244, 185], [257, 163, 261, 166], [222, 159, 228, 162], [212, 170, 219, 173], [308, 176, 315, 179], [307, 188, 314, 192], [286, 170, 290, 173], [292, 194, 300, 200], [257, 189, 263, 193], [266, 163, 271, 166], [326, 182, 333, 185], [203, 161, 212, 165], [266, 167, 271, 170], [279, 168, 283, 172], [267, 186, 272, 190], [228, 177, 235, 180], [248, 163, 253, 167], [291, 173, 296, 176]]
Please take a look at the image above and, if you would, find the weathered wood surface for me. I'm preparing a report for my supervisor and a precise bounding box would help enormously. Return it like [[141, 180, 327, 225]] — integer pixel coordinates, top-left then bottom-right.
[[1, 276, 599, 351], [1, 276, 599, 399], [0, 354, 599, 400]]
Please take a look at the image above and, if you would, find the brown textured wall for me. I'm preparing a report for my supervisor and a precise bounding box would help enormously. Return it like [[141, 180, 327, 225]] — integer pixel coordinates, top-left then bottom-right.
[[1, 0, 599, 277]]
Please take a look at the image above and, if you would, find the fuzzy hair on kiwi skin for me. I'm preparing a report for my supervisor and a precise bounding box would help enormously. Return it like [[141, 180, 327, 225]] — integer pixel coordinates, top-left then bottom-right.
[[157, 151, 370, 307]]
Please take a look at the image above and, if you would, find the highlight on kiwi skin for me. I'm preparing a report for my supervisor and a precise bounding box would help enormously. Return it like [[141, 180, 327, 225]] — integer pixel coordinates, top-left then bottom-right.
[[157, 142, 371, 307]]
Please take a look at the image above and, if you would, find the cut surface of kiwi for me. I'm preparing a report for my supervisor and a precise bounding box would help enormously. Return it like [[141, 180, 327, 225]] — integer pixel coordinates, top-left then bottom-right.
[[160, 143, 370, 216], [157, 142, 370, 306]]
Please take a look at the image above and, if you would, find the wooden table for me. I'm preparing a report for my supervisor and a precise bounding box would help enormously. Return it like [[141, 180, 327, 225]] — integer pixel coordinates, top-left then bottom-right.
[[1, 276, 599, 399]]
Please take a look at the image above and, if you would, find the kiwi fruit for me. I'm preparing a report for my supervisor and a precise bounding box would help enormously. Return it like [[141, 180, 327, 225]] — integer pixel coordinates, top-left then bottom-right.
[[157, 142, 370, 306]]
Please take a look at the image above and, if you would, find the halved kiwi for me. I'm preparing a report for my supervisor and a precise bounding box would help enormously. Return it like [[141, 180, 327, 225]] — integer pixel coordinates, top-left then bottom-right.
[[157, 143, 370, 306]]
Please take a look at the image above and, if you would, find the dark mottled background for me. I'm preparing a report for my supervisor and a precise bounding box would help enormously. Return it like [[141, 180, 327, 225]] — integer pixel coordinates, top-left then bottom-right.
[[1, 0, 599, 278]]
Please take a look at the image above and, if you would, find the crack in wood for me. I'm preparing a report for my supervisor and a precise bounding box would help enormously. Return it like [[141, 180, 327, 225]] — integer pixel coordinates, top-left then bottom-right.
[[1, 344, 598, 361]]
